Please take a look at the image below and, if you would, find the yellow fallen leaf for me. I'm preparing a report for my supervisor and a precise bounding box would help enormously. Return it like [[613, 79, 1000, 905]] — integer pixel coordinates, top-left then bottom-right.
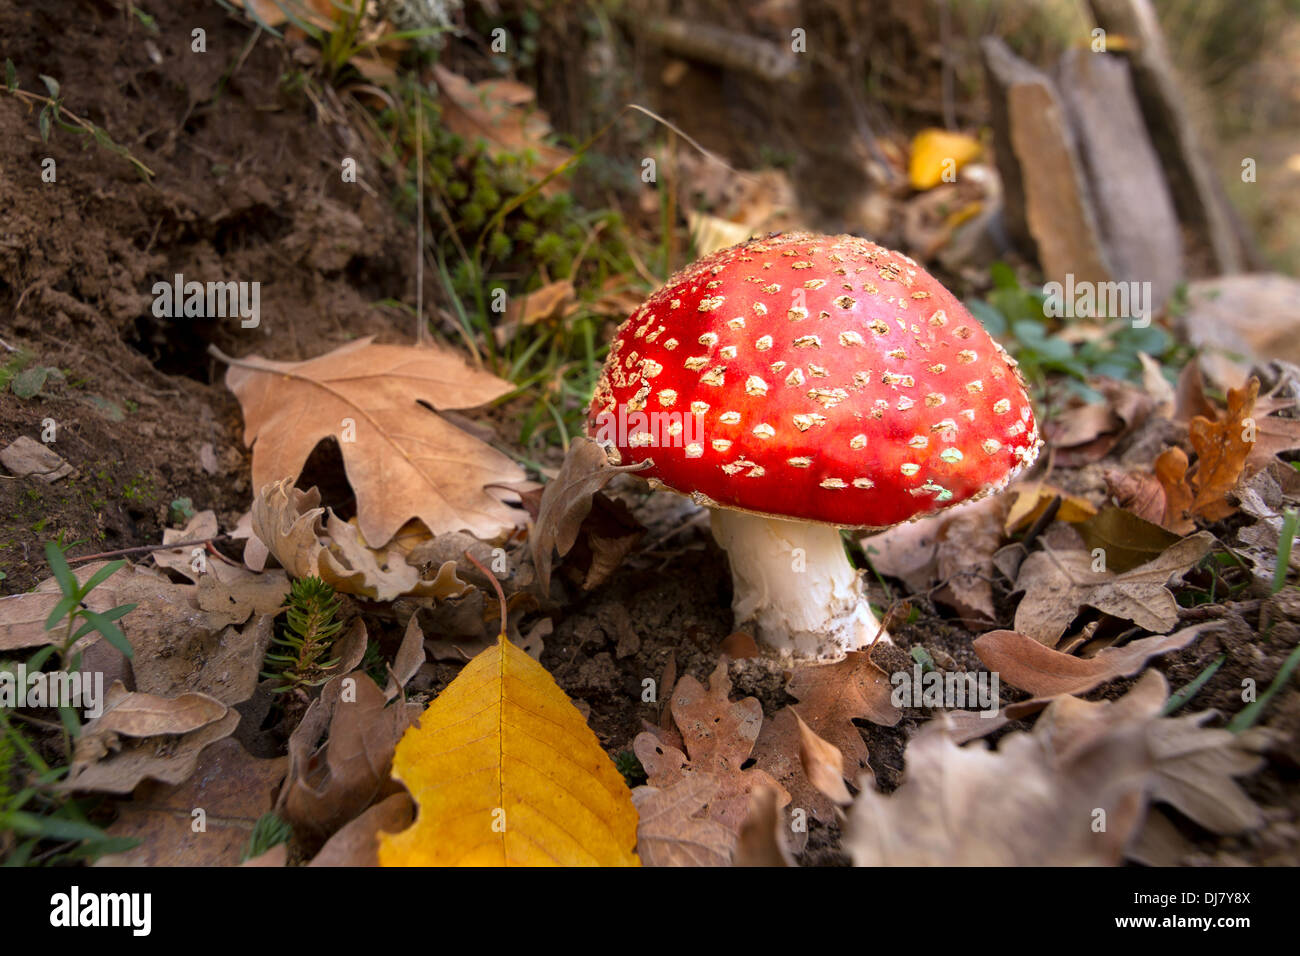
[[908, 128, 981, 191], [379, 635, 639, 866], [1003, 481, 1097, 534]]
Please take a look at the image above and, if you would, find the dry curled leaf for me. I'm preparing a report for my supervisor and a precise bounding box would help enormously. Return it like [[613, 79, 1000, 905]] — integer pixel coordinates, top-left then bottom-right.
[[636, 661, 788, 837], [794, 710, 852, 806], [784, 650, 902, 782], [1011, 532, 1214, 645], [151, 510, 219, 582], [379, 636, 639, 866], [280, 670, 419, 837], [223, 336, 525, 546], [733, 784, 795, 867], [751, 707, 837, 830], [530, 436, 648, 594], [631, 775, 734, 867], [64, 683, 239, 795], [252, 480, 470, 601], [845, 714, 1151, 866], [98, 738, 287, 867], [1036, 672, 1263, 836], [308, 793, 415, 867], [1187, 377, 1258, 520], [1154, 446, 1196, 533], [973, 622, 1218, 717], [383, 614, 427, 701]]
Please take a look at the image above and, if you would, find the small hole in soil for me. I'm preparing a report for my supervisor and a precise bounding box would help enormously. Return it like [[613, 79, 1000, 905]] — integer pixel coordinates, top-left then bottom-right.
[[211, 204, 290, 255], [126, 314, 222, 381]]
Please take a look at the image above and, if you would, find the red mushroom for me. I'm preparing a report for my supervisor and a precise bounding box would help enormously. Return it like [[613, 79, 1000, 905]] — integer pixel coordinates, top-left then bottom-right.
[[588, 233, 1040, 660]]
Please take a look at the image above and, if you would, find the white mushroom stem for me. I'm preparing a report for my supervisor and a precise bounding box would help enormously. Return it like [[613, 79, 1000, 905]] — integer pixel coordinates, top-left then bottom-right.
[[709, 508, 890, 661]]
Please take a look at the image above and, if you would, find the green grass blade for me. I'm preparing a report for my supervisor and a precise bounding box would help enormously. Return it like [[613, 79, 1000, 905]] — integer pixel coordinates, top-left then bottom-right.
[[1162, 654, 1226, 716], [1273, 509, 1298, 594], [1228, 643, 1300, 732]]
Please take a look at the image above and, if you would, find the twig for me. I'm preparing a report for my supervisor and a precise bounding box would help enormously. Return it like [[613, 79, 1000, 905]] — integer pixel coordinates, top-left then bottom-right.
[[1178, 599, 1263, 621], [939, 0, 956, 131], [415, 81, 426, 346], [66, 535, 228, 564], [5, 711, 64, 733], [1020, 495, 1062, 552], [465, 550, 508, 637], [231, 21, 262, 80]]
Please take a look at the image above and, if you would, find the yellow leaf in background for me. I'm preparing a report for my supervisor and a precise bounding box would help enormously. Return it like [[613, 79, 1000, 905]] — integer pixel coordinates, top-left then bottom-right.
[[1003, 482, 1097, 534], [379, 636, 640, 866], [908, 128, 982, 191], [687, 211, 754, 258]]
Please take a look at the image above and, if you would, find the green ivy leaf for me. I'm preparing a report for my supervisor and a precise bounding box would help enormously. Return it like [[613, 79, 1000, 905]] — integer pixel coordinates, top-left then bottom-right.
[[37, 104, 50, 142], [11, 365, 51, 398], [990, 261, 1019, 291], [4, 58, 16, 92], [37, 73, 58, 98]]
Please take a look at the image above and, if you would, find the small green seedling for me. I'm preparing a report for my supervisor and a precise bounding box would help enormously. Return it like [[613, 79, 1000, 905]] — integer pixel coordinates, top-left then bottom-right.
[[34, 540, 136, 748], [262, 576, 344, 694], [168, 497, 196, 525], [241, 812, 293, 862], [614, 750, 646, 788], [36, 541, 136, 675]]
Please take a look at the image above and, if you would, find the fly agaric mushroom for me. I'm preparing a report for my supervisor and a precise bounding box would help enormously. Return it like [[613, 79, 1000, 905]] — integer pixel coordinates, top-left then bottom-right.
[[588, 233, 1040, 660]]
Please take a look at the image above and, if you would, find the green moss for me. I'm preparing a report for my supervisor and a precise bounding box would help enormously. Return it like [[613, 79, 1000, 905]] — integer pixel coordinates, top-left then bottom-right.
[[121, 474, 154, 504], [0, 350, 33, 391]]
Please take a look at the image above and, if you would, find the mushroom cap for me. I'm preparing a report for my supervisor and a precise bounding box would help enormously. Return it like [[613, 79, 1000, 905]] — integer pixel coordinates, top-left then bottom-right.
[[587, 232, 1041, 528]]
